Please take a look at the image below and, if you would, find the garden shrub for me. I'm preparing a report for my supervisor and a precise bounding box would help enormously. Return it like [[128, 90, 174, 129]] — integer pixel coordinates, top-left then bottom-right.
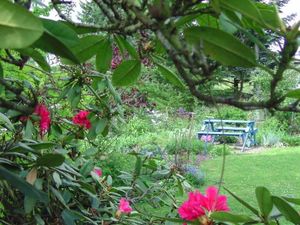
[[209, 144, 232, 157], [218, 136, 238, 144], [165, 134, 205, 155], [183, 164, 205, 186], [256, 117, 285, 146], [95, 152, 136, 183], [282, 135, 300, 146], [212, 105, 248, 120]]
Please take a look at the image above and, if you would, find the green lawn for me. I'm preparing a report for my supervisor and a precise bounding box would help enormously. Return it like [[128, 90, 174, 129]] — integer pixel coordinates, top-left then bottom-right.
[[200, 147, 300, 223]]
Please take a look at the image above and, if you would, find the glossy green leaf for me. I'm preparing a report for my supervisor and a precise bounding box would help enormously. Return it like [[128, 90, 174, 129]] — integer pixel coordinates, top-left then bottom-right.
[[107, 175, 113, 186], [52, 172, 62, 188], [67, 85, 81, 108], [284, 197, 300, 205], [41, 19, 79, 46], [219, 13, 237, 34], [95, 119, 108, 134], [0, 1, 43, 49], [115, 36, 139, 59], [286, 89, 300, 98], [51, 124, 62, 136], [156, 63, 185, 90], [256, 186, 273, 218], [175, 14, 199, 27], [114, 35, 126, 55], [211, 212, 257, 223], [177, 178, 184, 196], [0, 166, 48, 203], [35, 214, 45, 225], [62, 209, 80, 225], [87, 117, 107, 139], [24, 195, 37, 214], [51, 186, 69, 208], [23, 142, 56, 151], [33, 19, 79, 63], [224, 187, 260, 216], [197, 14, 219, 28], [184, 26, 256, 67], [36, 154, 65, 167], [219, 0, 263, 26], [17, 48, 51, 72], [96, 38, 113, 73], [0, 63, 4, 78], [112, 60, 141, 86], [79, 160, 94, 177], [0, 112, 14, 131], [256, 3, 285, 31], [24, 119, 34, 139], [79, 182, 97, 195], [273, 196, 300, 224], [10, 142, 37, 154], [134, 156, 142, 178], [106, 77, 122, 104], [67, 35, 104, 63]]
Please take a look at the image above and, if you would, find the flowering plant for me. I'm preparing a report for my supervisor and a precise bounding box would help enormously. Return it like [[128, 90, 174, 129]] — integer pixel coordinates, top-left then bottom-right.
[[200, 135, 213, 143], [179, 186, 229, 224], [72, 110, 91, 129]]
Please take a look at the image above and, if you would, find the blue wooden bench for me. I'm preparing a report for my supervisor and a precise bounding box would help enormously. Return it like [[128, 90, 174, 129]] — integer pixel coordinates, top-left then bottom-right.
[[197, 119, 257, 152]]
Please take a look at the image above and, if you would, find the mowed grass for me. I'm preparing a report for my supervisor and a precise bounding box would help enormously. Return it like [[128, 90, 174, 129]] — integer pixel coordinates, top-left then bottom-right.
[[200, 147, 300, 222]]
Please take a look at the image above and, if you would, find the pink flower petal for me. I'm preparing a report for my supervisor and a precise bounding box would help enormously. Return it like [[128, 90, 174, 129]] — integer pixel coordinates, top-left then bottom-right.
[[118, 198, 132, 214], [72, 110, 91, 129], [94, 168, 102, 177]]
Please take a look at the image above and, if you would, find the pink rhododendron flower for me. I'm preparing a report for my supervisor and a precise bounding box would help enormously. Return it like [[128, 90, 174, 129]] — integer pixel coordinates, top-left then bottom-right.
[[93, 168, 102, 177], [118, 198, 132, 214], [34, 104, 51, 136], [178, 186, 229, 223], [72, 110, 91, 129], [200, 135, 213, 142]]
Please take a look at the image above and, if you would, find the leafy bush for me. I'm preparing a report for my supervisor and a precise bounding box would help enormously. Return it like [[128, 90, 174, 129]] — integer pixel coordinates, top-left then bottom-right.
[[218, 136, 238, 144], [209, 144, 232, 157], [256, 117, 285, 146], [95, 152, 136, 183], [282, 135, 300, 146], [165, 133, 205, 155], [183, 164, 205, 186], [212, 106, 248, 120], [262, 133, 283, 147]]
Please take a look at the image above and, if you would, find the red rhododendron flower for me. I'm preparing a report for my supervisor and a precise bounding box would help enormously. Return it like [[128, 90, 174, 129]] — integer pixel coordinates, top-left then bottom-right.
[[19, 116, 28, 122], [72, 110, 91, 129], [178, 186, 229, 223], [118, 198, 132, 214], [34, 104, 51, 137], [93, 167, 102, 177]]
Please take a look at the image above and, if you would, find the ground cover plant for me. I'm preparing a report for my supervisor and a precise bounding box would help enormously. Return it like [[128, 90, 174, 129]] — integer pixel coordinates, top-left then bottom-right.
[[0, 0, 299, 225]]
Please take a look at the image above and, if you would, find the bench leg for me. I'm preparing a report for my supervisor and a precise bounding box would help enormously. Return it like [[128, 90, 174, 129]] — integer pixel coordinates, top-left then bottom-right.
[[242, 133, 249, 152]]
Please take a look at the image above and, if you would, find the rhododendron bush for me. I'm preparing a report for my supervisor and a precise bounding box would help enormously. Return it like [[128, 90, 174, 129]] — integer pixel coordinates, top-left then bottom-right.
[[0, 0, 299, 224]]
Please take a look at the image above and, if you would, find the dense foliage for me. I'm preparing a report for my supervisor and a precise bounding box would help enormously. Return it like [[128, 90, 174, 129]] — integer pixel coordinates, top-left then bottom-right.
[[0, 0, 299, 225]]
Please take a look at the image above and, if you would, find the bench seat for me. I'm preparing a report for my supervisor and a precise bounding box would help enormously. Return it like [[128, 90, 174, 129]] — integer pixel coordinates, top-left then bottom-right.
[[198, 131, 244, 136], [215, 127, 248, 131]]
